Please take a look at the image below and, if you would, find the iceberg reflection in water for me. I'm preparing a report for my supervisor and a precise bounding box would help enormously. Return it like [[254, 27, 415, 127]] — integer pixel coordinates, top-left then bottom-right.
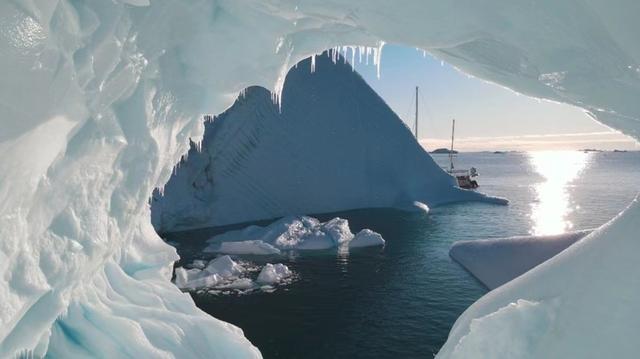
[[528, 151, 591, 236]]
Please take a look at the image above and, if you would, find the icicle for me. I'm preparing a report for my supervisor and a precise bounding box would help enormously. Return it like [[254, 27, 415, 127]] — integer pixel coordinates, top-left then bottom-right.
[[350, 46, 356, 71], [272, 58, 289, 111], [311, 54, 316, 73], [193, 134, 204, 153], [373, 41, 385, 79]]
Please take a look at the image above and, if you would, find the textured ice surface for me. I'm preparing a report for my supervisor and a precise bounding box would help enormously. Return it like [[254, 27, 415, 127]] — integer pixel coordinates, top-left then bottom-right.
[[151, 53, 503, 232], [1, 0, 640, 357], [206, 216, 384, 253], [450, 230, 593, 289]]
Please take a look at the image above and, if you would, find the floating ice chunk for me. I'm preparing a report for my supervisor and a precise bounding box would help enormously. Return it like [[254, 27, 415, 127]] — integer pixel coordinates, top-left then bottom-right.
[[207, 215, 385, 252], [220, 278, 256, 290], [205, 240, 282, 255], [257, 263, 292, 285], [174, 256, 246, 290], [174, 267, 221, 290], [350, 229, 386, 248], [204, 255, 245, 278], [174, 257, 293, 293]]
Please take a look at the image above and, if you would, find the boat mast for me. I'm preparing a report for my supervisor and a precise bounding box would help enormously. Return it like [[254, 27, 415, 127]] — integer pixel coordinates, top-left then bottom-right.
[[414, 86, 419, 139], [449, 119, 455, 171]]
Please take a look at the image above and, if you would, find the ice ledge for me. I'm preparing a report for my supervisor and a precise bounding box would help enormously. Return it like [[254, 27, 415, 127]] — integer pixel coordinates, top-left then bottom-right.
[[450, 229, 592, 290]]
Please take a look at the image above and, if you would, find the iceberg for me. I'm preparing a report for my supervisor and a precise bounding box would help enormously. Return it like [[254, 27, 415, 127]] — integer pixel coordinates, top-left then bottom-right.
[[449, 230, 593, 289], [1, 0, 639, 357], [205, 215, 385, 254], [151, 53, 503, 232]]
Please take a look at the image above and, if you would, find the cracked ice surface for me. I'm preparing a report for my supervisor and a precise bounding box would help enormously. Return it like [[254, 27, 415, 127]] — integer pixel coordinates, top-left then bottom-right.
[[1, 0, 640, 357]]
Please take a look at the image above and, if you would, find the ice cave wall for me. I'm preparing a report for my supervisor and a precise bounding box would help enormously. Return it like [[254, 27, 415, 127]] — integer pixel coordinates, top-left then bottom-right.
[[0, 0, 639, 357]]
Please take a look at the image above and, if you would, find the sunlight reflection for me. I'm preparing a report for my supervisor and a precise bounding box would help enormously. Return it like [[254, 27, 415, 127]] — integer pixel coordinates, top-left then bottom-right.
[[529, 151, 591, 235]]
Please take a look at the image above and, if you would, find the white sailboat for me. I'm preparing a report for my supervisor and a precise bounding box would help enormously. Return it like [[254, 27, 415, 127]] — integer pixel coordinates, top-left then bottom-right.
[[446, 119, 479, 189], [413, 87, 479, 189]]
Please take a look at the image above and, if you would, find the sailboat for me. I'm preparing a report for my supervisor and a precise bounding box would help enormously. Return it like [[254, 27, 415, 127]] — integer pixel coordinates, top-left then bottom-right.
[[413, 87, 479, 189], [446, 119, 479, 189]]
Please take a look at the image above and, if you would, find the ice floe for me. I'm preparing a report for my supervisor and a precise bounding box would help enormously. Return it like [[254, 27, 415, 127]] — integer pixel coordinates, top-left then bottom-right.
[[205, 216, 385, 255], [173, 255, 292, 293]]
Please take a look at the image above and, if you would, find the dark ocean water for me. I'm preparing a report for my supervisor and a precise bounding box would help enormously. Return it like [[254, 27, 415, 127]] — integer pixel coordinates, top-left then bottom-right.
[[163, 151, 640, 358]]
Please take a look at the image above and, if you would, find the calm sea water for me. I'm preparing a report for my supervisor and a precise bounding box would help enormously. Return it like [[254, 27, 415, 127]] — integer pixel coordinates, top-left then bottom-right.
[[163, 151, 640, 358]]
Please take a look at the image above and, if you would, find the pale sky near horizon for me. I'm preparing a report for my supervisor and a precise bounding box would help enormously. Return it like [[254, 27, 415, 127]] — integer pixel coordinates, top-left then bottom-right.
[[356, 45, 638, 152]]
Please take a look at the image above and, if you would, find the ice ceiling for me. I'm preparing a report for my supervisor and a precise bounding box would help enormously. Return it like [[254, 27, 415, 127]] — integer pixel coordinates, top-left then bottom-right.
[[1, 0, 639, 357]]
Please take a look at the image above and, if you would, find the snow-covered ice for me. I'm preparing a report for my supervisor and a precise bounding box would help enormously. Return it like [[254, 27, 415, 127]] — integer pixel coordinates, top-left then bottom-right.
[[1, 0, 640, 357], [450, 230, 593, 289], [205, 216, 385, 254], [151, 53, 505, 232]]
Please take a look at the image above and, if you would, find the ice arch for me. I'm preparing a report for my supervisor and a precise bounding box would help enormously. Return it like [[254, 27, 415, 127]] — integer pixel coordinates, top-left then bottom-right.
[[0, 0, 638, 357]]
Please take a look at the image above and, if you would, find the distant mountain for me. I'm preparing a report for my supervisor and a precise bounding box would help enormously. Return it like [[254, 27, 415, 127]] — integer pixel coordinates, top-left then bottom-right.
[[152, 52, 503, 232]]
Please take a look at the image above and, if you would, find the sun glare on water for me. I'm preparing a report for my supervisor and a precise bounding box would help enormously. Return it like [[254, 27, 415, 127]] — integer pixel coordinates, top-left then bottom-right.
[[528, 150, 591, 236]]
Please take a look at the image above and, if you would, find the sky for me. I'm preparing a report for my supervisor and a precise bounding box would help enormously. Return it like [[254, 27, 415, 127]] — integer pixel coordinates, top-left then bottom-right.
[[355, 45, 638, 152]]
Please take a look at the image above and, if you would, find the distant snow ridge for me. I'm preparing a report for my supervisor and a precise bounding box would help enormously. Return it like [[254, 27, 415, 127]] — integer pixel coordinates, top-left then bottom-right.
[[151, 53, 504, 232], [205, 215, 385, 254]]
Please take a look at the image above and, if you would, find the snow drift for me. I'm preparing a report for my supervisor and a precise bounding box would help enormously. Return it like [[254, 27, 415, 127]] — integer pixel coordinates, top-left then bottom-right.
[[151, 53, 502, 232], [450, 229, 593, 289], [1, 0, 640, 358]]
